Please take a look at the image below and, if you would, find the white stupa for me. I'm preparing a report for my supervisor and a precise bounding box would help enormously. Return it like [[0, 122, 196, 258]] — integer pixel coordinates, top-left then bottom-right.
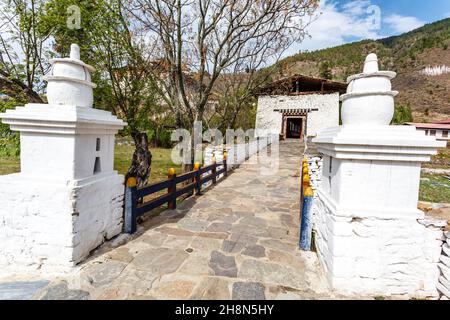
[[312, 54, 446, 297], [0, 44, 127, 272]]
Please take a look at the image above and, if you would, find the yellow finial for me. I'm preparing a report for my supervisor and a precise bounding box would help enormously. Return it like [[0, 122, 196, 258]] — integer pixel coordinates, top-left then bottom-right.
[[303, 174, 310, 184], [168, 168, 176, 176], [223, 151, 228, 160], [126, 177, 137, 188], [304, 187, 314, 197], [194, 162, 200, 170]]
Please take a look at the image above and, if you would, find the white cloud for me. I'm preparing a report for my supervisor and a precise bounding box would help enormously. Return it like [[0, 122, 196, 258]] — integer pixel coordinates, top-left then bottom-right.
[[384, 14, 425, 34], [284, 0, 383, 54], [444, 12, 450, 18], [342, 0, 372, 16]]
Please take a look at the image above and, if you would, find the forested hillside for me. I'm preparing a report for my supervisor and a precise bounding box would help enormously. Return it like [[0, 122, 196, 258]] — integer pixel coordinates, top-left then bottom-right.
[[270, 18, 450, 121]]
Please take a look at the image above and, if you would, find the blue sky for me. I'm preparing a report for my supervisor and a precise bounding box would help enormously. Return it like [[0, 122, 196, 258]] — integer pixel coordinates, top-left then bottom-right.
[[287, 0, 450, 54]]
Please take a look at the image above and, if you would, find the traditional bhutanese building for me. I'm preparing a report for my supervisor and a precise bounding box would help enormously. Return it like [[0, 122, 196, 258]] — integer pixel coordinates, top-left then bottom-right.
[[254, 74, 347, 140]]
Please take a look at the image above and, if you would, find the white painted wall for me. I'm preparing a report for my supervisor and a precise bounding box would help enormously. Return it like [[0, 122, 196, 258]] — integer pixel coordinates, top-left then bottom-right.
[[0, 45, 126, 273], [0, 173, 124, 273], [310, 53, 447, 298], [255, 93, 340, 137], [421, 128, 450, 143]]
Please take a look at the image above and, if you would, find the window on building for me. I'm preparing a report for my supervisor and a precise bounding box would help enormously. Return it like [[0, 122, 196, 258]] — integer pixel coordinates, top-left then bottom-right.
[[443, 131, 449, 138], [425, 130, 429, 135], [430, 130, 436, 136]]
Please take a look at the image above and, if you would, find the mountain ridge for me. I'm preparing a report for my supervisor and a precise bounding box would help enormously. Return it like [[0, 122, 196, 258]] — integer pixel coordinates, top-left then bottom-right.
[[270, 18, 450, 121]]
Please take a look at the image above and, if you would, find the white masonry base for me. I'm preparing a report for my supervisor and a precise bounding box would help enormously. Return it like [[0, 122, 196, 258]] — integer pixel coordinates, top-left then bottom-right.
[[0, 172, 124, 274], [312, 190, 444, 298]]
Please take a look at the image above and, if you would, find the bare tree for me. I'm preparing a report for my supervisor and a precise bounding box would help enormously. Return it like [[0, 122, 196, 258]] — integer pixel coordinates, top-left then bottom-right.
[[0, 0, 51, 103], [127, 0, 318, 167]]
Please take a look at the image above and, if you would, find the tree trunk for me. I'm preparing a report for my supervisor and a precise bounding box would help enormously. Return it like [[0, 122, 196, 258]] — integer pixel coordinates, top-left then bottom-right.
[[125, 132, 152, 188]]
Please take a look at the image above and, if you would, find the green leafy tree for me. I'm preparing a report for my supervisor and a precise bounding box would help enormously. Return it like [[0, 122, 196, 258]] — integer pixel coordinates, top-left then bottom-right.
[[0, 0, 52, 103], [319, 61, 333, 80]]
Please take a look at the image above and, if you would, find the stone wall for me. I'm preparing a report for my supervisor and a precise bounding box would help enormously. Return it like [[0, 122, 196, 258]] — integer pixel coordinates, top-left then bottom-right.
[[438, 231, 450, 299], [255, 93, 339, 137], [304, 151, 447, 298], [203, 136, 273, 167], [0, 173, 124, 274], [312, 195, 445, 297], [203, 136, 273, 188]]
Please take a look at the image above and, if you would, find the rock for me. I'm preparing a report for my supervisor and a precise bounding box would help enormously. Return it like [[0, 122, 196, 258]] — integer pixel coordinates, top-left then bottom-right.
[[222, 240, 245, 254], [229, 233, 258, 245], [191, 277, 231, 299], [437, 283, 450, 299], [155, 226, 194, 237], [190, 236, 222, 251], [443, 244, 450, 257], [441, 254, 450, 268], [178, 253, 213, 276], [151, 276, 197, 300], [177, 218, 210, 232], [82, 260, 127, 287], [419, 218, 448, 228], [195, 232, 229, 240], [107, 247, 134, 263], [232, 282, 266, 300], [162, 235, 192, 249], [242, 245, 266, 258], [0, 281, 49, 300], [439, 263, 450, 280], [110, 234, 133, 248], [240, 216, 267, 227], [238, 259, 308, 290], [207, 222, 232, 233], [38, 281, 90, 300], [260, 239, 297, 253], [131, 247, 188, 274], [209, 251, 238, 278], [138, 232, 168, 247], [439, 276, 450, 289]]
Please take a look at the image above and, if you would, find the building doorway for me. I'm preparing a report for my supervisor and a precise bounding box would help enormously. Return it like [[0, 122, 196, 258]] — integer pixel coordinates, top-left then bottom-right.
[[286, 117, 303, 139]]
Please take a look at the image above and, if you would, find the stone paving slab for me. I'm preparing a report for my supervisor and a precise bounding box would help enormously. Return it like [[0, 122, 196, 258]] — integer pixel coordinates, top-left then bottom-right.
[[0, 140, 345, 300], [0, 281, 49, 300]]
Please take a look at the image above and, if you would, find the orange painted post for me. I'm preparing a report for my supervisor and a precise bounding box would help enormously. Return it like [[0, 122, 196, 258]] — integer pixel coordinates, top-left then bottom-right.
[[168, 168, 177, 209]]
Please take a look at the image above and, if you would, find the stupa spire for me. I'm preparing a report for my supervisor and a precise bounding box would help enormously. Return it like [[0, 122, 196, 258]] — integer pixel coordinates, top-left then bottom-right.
[[340, 53, 398, 126], [44, 43, 96, 108]]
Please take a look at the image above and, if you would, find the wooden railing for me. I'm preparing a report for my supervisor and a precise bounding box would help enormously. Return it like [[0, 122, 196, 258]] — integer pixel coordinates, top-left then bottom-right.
[[124, 156, 228, 234]]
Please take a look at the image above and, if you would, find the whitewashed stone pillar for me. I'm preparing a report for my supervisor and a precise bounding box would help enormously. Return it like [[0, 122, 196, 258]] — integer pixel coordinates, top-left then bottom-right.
[[0, 44, 126, 272], [312, 54, 446, 297]]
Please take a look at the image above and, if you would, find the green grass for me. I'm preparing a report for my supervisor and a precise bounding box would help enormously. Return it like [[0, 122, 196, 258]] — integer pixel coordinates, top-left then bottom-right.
[[420, 173, 450, 203], [2, 146, 450, 204], [424, 148, 450, 170], [0, 144, 182, 184], [0, 156, 20, 175], [114, 144, 182, 183]]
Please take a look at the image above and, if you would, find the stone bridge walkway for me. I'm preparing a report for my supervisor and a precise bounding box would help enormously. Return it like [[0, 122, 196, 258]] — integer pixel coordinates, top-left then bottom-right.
[[0, 140, 338, 300]]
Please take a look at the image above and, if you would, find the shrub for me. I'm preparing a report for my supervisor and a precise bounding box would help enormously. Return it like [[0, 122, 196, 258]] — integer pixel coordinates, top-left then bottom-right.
[[391, 104, 414, 125]]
